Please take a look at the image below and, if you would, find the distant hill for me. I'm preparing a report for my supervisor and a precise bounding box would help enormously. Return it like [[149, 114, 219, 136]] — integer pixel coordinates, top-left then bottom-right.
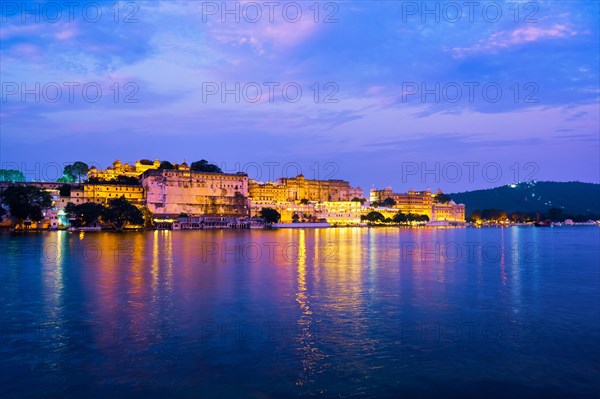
[[450, 181, 600, 215]]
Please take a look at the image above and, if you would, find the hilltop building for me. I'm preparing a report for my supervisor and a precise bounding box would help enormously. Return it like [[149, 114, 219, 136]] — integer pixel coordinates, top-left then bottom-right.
[[88, 159, 161, 180], [141, 168, 249, 217]]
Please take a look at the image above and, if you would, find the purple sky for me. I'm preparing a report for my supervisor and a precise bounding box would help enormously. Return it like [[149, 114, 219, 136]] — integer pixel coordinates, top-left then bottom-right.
[[1, 0, 599, 192]]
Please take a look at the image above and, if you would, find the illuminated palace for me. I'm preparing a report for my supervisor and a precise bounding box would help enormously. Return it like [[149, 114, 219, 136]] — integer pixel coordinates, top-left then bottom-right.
[[59, 184, 145, 207], [1, 159, 466, 229], [251, 174, 364, 203], [88, 159, 161, 180], [247, 175, 365, 224], [370, 186, 465, 222], [141, 163, 249, 217]]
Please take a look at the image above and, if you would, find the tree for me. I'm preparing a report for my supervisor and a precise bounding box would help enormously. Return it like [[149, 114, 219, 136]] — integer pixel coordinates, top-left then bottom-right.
[[434, 193, 452, 204], [292, 213, 300, 223], [0, 206, 6, 219], [383, 197, 396, 207], [0, 169, 25, 182], [365, 211, 385, 222], [299, 198, 310, 205], [469, 209, 482, 222], [351, 197, 366, 204], [510, 211, 531, 223], [57, 174, 75, 183], [260, 207, 281, 224], [65, 202, 106, 227], [190, 160, 222, 173], [419, 214, 430, 222], [0, 186, 52, 225], [481, 208, 507, 222], [104, 196, 144, 229], [393, 212, 407, 223], [59, 184, 71, 197], [139, 206, 155, 228], [63, 162, 89, 184], [158, 161, 174, 170], [547, 208, 563, 222]]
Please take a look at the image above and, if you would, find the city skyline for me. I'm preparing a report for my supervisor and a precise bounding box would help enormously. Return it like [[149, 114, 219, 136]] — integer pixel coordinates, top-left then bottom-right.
[[1, 1, 599, 192]]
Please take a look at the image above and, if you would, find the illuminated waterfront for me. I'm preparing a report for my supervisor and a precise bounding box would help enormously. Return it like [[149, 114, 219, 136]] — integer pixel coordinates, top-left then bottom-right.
[[1, 227, 599, 398]]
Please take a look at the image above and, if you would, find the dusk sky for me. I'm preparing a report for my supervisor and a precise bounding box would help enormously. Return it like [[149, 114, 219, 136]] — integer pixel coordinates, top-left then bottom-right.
[[1, 0, 599, 192]]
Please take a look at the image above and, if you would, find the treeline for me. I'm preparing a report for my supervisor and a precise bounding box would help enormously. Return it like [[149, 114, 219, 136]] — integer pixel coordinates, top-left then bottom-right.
[[0, 169, 25, 183], [0, 185, 146, 229], [0, 158, 223, 186], [468, 208, 600, 223], [0, 186, 52, 226], [362, 211, 429, 224], [65, 198, 145, 229], [156, 160, 222, 173]]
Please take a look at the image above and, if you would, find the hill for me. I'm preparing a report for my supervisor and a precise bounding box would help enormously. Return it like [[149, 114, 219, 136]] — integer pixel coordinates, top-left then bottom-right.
[[450, 181, 600, 215]]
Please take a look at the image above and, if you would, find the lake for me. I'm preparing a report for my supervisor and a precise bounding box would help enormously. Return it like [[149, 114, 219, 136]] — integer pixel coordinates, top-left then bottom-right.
[[1, 227, 599, 398]]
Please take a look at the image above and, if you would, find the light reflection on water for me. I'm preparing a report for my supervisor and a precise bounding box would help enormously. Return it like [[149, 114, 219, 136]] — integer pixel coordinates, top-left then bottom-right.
[[0, 227, 599, 398]]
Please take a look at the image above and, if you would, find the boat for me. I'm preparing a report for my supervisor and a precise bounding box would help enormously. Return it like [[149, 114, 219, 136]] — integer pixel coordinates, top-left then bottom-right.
[[533, 220, 552, 227]]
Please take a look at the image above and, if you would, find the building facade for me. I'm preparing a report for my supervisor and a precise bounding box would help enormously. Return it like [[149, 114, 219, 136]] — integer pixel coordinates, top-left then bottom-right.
[[370, 187, 465, 222], [370, 187, 434, 218], [314, 201, 363, 225], [248, 181, 287, 203], [250, 174, 364, 203], [431, 201, 465, 222], [141, 169, 249, 217], [57, 184, 145, 208]]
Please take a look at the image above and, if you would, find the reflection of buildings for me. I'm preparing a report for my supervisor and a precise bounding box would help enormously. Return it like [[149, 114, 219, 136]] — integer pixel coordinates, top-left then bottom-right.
[[141, 168, 249, 217], [294, 229, 326, 386], [88, 159, 161, 180]]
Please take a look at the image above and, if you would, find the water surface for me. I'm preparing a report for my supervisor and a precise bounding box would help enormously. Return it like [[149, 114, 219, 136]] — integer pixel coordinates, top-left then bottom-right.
[[1, 227, 599, 398]]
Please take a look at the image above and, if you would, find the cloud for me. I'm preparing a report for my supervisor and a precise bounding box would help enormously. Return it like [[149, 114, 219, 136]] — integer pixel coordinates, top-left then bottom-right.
[[206, 15, 320, 57], [451, 24, 580, 58], [54, 24, 79, 41], [0, 24, 43, 40]]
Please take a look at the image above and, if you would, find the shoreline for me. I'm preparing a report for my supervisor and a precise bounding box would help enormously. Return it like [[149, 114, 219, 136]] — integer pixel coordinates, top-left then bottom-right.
[[1, 223, 598, 233]]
